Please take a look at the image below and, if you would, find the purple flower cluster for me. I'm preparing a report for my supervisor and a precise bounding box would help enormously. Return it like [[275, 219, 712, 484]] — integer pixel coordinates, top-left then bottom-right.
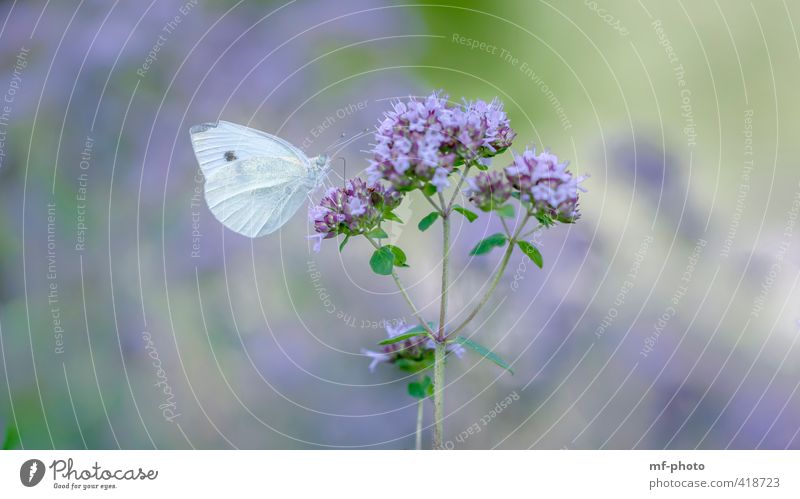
[[309, 178, 401, 251], [505, 148, 587, 222], [466, 147, 586, 222], [362, 322, 464, 373], [457, 99, 516, 158], [465, 171, 512, 211], [367, 91, 515, 193]]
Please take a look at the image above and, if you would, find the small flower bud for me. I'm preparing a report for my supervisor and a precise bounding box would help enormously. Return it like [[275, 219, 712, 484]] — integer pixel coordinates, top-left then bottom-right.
[[465, 171, 512, 212], [362, 322, 464, 373], [504, 148, 587, 221], [309, 178, 401, 247]]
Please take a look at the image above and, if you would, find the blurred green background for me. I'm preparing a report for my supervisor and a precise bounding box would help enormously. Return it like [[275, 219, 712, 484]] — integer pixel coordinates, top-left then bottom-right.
[[1, 0, 799, 449]]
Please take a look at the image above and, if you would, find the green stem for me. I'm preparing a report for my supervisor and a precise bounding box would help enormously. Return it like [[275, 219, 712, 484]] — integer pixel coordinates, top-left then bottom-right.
[[390, 271, 437, 339], [365, 236, 437, 339], [447, 165, 472, 212], [415, 392, 424, 450], [500, 216, 511, 237], [433, 341, 446, 448], [451, 240, 515, 337], [450, 214, 534, 337], [422, 192, 443, 214], [520, 225, 543, 239], [438, 213, 451, 342], [432, 200, 451, 449]]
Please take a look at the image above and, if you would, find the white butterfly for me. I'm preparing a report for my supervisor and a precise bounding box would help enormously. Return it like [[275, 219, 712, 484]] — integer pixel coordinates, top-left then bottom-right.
[[189, 121, 330, 238]]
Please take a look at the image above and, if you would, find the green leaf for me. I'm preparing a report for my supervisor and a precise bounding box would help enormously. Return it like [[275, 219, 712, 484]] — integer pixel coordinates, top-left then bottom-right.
[[384, 211, 404, 224], [385, 245, 409, 267], [367, 227, 388, 239], [408, 323, 433, 333], [408, 376, 433, 399], [474, 161, 489, 171], [395, 350, 435, 373], [535, 211, 555, 227], [452, 204, 478, 223], [469, 233, 507, 256], [454, 336, 515, 374], [517, 240, 543, 268], [339, 235, 350, 252], [496, 204, 515, 218], [369, 247, 394, 275], [379, 331, 424, 345], [377, 323, 433, 344], [422, 183, 437, 197], [408, 382, 425, 399], [2, 425, 19, 450], [418, 211, 440, 231], [492, 146, 509, 156]]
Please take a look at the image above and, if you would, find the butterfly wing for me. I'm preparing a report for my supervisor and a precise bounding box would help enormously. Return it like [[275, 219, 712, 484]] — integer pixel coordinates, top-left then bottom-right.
[[189, 120, 308, 175], [189, 121, 314, 238], [260, 180, 313, 236]]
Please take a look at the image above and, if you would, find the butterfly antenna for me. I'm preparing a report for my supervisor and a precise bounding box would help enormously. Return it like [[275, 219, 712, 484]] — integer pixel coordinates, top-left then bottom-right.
[[328, 128, 371, 157], [325, 156, 345, 185], [324, 132, 348, 154]]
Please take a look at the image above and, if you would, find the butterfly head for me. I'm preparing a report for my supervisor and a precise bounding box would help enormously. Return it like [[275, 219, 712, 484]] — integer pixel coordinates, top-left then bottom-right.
[[310, 154, 331, 185]]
